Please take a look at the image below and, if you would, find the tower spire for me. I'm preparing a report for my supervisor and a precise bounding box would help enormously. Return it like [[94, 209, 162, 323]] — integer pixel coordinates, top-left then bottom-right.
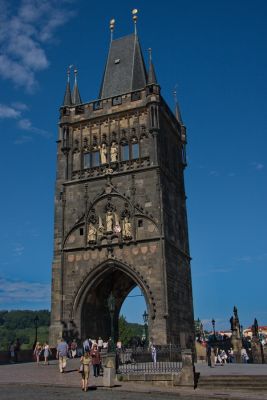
[[62, 67, 72, 106], [72, 67, 82, 105], [110, 18, 115, 41], [132, 9, 138, 35], [147, 48, 157, 85], [173, 86, 183, 125]]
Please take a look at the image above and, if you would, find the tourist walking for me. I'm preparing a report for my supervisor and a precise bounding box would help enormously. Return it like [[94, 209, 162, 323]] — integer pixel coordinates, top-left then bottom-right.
[[80, 351, 91, 391], [56, 338, 68, 373], [70, 339, 77, 358], [90, 343, 101, 377], [97, 337, 103, 351], [9, 342, 15, 363], [83, 338, 92, 353], [241, 347, 249, 363], [151, 344, 157, 365], [34, 342, 42, 365], [43, 342, 51, 365], [206, 345, 215, 367], [14, 338, 21, 362]]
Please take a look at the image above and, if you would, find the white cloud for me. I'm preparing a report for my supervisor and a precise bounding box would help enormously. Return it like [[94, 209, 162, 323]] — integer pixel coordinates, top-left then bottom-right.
[[0, 277, 50, 304], [209, 170, 219, 176], [14, 135, 33, 145], [251, 162, 264, 171], [0, 0, 75, 91], [0, 103, 21, 119], [11, 102, 29, 111], [17, 118, 51, 138], [13, 243, 25, 256]]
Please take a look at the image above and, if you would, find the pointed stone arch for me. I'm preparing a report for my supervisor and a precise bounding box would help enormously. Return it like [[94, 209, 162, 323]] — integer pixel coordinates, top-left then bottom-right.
[[69, 257, 156, 340]]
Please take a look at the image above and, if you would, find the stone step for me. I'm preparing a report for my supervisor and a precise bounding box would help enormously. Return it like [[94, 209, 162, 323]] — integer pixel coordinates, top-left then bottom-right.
[[197, 375, 267, 391]]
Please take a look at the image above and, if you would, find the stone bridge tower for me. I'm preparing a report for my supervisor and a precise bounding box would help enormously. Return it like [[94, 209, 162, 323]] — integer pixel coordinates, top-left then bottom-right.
[[49, 18, 194, 348]]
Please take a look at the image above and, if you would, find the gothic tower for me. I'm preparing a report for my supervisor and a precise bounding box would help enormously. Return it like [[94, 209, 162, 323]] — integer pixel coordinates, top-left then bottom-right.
[[49, 16, 194, 348]]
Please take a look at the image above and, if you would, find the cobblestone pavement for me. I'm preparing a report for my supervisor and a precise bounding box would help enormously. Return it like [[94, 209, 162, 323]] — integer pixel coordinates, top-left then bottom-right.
[[0, 384, 266, 400], [0, 359, 267, 400]]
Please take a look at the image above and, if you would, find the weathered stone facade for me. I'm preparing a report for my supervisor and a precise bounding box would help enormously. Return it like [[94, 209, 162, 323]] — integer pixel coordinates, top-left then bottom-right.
[[49, 31, 194, 347]]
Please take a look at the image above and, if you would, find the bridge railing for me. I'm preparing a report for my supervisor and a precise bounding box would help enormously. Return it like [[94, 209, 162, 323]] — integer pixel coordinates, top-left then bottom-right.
[[116, 345, 182, 375]]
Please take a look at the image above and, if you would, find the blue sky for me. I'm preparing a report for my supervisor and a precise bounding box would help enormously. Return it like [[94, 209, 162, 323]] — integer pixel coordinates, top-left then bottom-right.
[[0, 0, 266, 332]]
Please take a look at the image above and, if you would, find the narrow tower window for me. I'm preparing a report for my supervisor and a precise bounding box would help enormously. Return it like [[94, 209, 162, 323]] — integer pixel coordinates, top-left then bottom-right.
[[121, 143, 129, 161], [84, 153, 91, 169], [132, 142, 139, 159]]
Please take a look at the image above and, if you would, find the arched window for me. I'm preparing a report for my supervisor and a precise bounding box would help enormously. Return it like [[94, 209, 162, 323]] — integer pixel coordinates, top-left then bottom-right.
[[91, 150, 100, 167], [84, 153, 91, 169], [132, 142, 139, 159], [121, 141, 129, 161]]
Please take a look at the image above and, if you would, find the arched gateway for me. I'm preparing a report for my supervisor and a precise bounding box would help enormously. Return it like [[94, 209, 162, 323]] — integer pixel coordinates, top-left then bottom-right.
[[49, 19, 194, 349], [72, 259, 152, 341]]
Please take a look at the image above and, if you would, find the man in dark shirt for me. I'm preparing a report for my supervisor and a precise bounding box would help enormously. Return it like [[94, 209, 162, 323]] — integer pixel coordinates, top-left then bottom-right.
[[56, 338, 68, 373]]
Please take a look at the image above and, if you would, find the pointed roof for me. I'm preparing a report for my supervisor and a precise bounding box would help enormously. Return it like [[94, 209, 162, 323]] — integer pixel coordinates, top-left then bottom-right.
[[174, 90, 183, 125], [62, 69, 72, 106], [147, 48, 157, 85], [99, 34, 147, 99], [72, 69, 82, 105]]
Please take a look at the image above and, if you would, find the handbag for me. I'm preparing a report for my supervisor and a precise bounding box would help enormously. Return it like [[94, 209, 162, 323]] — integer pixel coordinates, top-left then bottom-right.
[[78, 363, 84, 373]]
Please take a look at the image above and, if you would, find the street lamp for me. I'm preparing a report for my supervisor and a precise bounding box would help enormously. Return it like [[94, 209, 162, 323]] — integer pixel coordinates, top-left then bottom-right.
[[212, 318, 216, 340], [107, 292, 115, 352], [142, 310, 148, 346], [33, 315, 39, 345]]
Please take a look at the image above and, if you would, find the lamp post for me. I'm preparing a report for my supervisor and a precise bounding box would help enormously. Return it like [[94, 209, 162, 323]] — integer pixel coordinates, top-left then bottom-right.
[[33, 315, 39, 345], [142, 310, 148, 347], [212, 318, 216, 340], [107, 292, 115, 352]]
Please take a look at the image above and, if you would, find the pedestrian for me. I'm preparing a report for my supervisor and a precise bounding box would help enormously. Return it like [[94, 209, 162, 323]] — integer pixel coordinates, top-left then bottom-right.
[[80, 351, 91, 391], [90, 343, 101, 377], [43, 342, 51, 365], [97, 337, 103, 351], [219, 349, 227, 364], [9, 342, 15, 363], [56, 337, 68, 373], [228, 348, 234, 363], [206, 345, 214, 367], [33, 342, 42, 365], [151, 344, 157, 365], [70, 339, 77, 358], [83, 338, 91, 353], [241, 347, 249, 363], [14, 338, 21, 362]]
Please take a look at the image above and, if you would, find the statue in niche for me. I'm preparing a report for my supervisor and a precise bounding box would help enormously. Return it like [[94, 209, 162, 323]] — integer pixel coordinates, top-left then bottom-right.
[[99, 143, 108, 164], [113, 212, 121, 234], [110, 142, 118, 162], [98, 215, 105, 238], [88, 223, 97, 243], [106, 211, 114, 233], [122, 216, 132, 239]]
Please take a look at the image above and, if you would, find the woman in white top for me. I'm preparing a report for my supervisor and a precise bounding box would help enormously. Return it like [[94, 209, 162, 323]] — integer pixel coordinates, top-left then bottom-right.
[[43, 342, 50, 365]]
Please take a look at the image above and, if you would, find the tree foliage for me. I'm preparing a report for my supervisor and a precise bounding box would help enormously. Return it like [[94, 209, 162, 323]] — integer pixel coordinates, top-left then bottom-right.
[[0, 310, 50, 350], [118, 315, 143, 346]]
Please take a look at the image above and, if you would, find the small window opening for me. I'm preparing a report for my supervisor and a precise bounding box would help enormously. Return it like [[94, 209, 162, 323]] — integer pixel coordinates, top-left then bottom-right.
[[80, 228, 84, 235], [138, 219, 143, 228]]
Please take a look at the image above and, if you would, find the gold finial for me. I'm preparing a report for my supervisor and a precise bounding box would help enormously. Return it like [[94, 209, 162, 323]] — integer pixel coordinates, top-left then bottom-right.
[[67, 65, 73, 82], [74, 67, 78, 83], [132, 9, 138, 34], [110, 18, 115, 40]]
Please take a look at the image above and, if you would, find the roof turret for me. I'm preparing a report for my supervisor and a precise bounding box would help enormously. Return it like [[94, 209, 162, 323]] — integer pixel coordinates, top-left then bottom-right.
[[62, 68, 72, 106], [72, 68, 82, 105], [147, 48, 157, 85]]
